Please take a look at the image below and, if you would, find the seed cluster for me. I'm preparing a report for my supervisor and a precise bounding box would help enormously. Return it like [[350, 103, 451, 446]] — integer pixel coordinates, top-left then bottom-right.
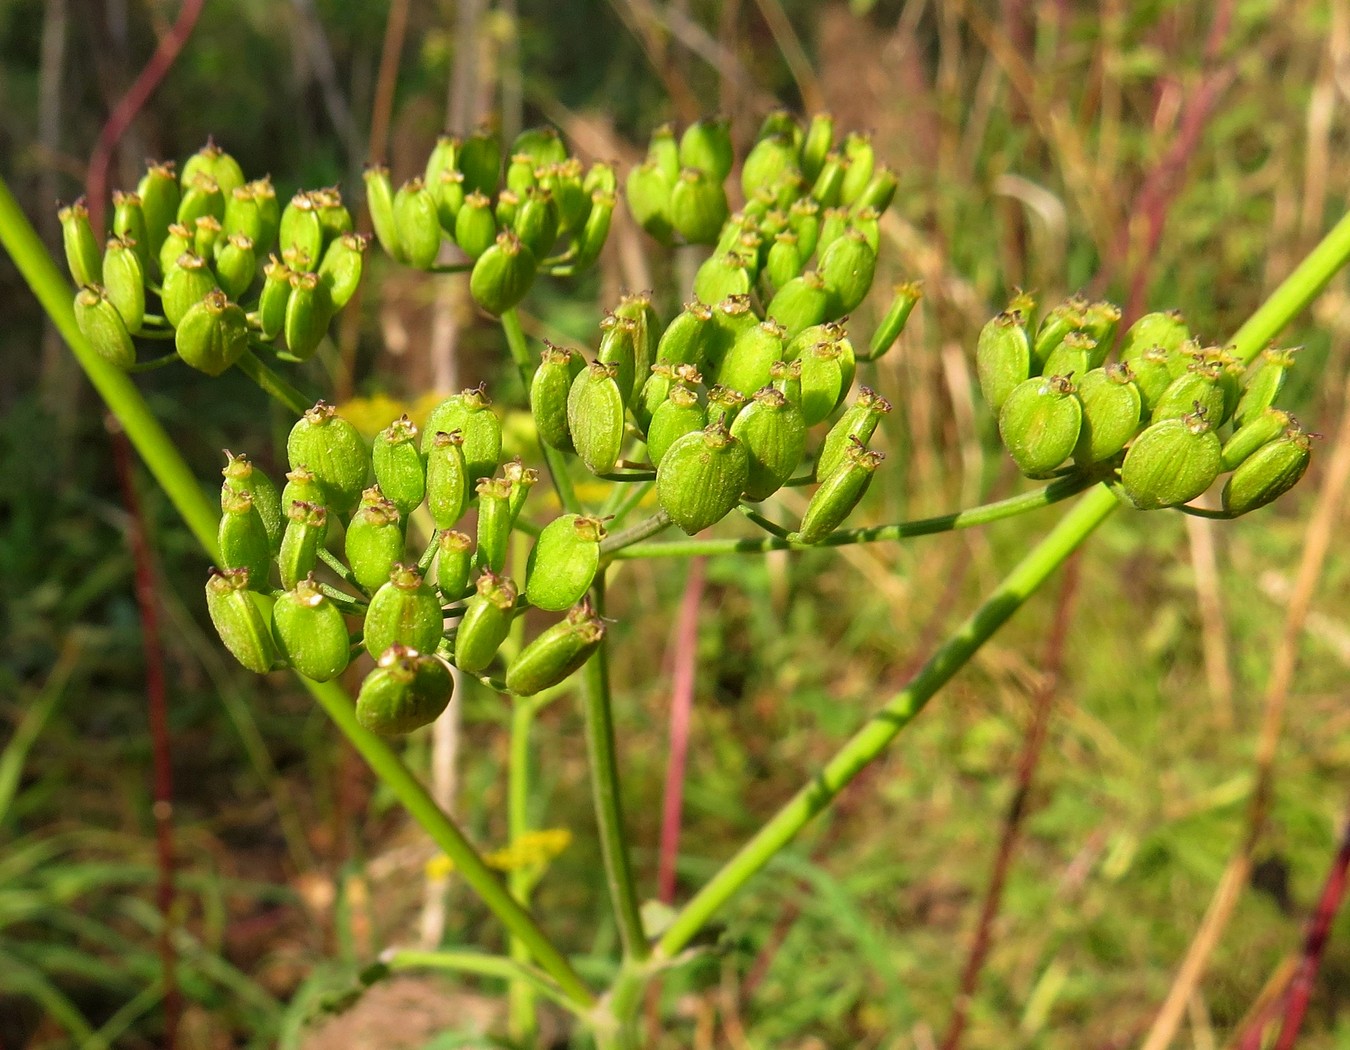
[[978, 298, 1311, 513]]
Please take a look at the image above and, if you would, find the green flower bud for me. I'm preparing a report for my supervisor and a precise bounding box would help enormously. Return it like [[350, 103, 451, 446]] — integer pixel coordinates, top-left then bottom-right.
[[614, 288, 659, 388], [426, 430, 470, 530], [762, 231, 802, 295], [469, 230, 537, 316], [626, 160, 676, 245], [793, 439, 884, 544], [656, 422, 750, 534], [730, 387, 807, 500], [183, 139, 245, 196], [317, 232, 368, 311], [435, 530, 475, 600], [287, 402, 371, 516], [1073, 363, 1142, 465], [647, 385, 707, 467], [111, 191, 149, 275], [798, 337, 851, 426], [223, 180, 266, 247], [193, 214, 224, 259], [708, 294, 758, 369], [423, 385, 502, 482], [425, 133, 461, 188], [571, 189, 615, 269], [254, 256, 291, 340], [356, 644, 454, 735], [460, 125, 504, 196], [718, 320, 786, 399], [531, 343, 584, 452], [435, 169, 467, 233], [1042, 331, 1098, 383], [271, 576, 350, 682], [278, 500, 328, 590], [815, 207, 849, 260], [742, 133, 801, 201], [670, 167, 730, 245], [998, 375, 1083, 478], [788, 197, 821, 259], [222, 450, 283, 555], [176, 288, 248, 376], [474, 476, 513, 574], [136, 162, 180, 261], [283, 270, 333, 361], [513, 186, 560, 258], [818, 228, 876, 318], [677, 116, 734, 181], [177, 171, 224, 228], [59, 199, 102, 286], [372, 415, 426, 518], [364, 565, 444, 658], [455, 571, 518, 673], [1235, 347, 1297, 426], [525, 513, 605, 612], [766, 270, 830, 341], [657, 300, 715, 370], [809, 151, 848, 208], [869, 280, 922, 361], [819, 387, 892, 481], [206, 568, 277, 673], [218, 488, 271, 586], [157, 224, 193, 279], [976, 310, 1032, 414], [363, 164, 405, 262], [693, 251, 753, 305], [1119, 409, 1221, 510], [345, 495, 405, 592], [162, 251, 218, 327], [1222, 427, 1312, 515], [567, 362, 626, 476], [1119, 309, 1190, 364], [801, 113, 835, 183], [855, 164, 899, 214], [506, 597, 607, 696], [74, 285, 135, 369], [506, 152, 538, 198], [449, 190, 494, 260], [1151, 365, 1226, 425], [281, 466, 327, 519], [394, 178, 443, 270], [1221, 407, 1293, 472]]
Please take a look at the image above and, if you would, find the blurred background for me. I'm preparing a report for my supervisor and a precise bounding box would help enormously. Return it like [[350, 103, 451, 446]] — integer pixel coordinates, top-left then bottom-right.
[[3, 0, 1350, 1046]]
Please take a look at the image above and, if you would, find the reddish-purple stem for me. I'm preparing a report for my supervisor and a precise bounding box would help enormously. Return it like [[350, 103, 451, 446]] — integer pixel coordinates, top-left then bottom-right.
[[657, 557, 707, 903], [111, 430, 179, 1048], [85, 0, 207, 234], [1271, 806, 1350, 1049], [940, 553, 1082, 1050]]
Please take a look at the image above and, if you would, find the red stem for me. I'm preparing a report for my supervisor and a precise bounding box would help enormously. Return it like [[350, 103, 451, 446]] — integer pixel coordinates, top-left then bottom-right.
[[85, 0, 207, 234], [940, 553, 1082, 1050], [657, 557, 706, 903], [111, 429, 179, 1047], [1271, 805, 1350, 1049]]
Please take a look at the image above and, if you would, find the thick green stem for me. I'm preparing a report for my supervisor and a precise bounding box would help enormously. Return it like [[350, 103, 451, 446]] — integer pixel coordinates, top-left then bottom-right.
[[610, 472, 1096, 559], [507, 696, 540, 1041], [653, 483, 1119, 960], [0, 175, 595, 1012], [582, 578, 650, 961], [501, 307, 580, 513]]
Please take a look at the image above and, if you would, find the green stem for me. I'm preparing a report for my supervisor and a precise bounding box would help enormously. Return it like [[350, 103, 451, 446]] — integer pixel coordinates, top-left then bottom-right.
[[737, 503, 793, 539], [0, 176, 219, 556], [653, 483, 1119, 960], [383, 948, 584, 1016], [318, 548, 366, 593], [301, 677, 595, 1006], [610, 472, 1096, 559], [0, 175, 595, 1012], [501, 307, 581, 513], [234, 349, 315, 416], [598, 509, 673, 556], [508, 696, 541, 1041], [582, 577, 650, 961]]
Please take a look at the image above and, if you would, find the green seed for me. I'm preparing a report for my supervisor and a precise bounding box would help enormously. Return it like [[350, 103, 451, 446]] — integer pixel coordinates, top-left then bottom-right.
[[571, 189, 615, 269], [318, 232, 369, 311], [176, 289, 249, 376], [454, 571, 518, 673], [742, 133, 801, 201], [718, 321, 786, 399], [657, 300, 716, 371], [345, 496, 405, 593], [532, 343, 584, 452], [459, 125, 503, 197], [505, 597, 607, 696], [1222, 428, 1312, 515], [422, 385, 502, 482], [271, 577, 350, 682], [730, 387, 807, 500], [356, 644, 454, 735], [469, 230, 537, 315], [162, 252, 218, 328], [278, 500, 328, 591], [799, 338, 849, 426], [998, 375, 1083, 479], [1073, 363, 1142, 466], [363, 164, 405, 262], [279, 191, 324, 270], [679, 117, 734, 181], [694, 251, 753, 305], [818, 387, 892, 482], [102, 236, 146, 335], [794, 440, 884, 544], [206, 568, 277, 674], [525, 514, 605, 612], [364, 565, 444, 659], [513, 186, 560, 258], [976, 310, 1032, 414], [647, 385, 708, 467], [597, 311, 639, 407], [394, 178, 443, 269], [656, 423, 750, 534], [1151, 366, 1226, 425], [222, 451, 283, 555], [1221, 407, 1292, 472], [670, 167, 730, 245], [626, 160, 675, 245], [475, 476, 513, 574], [801, 112, 835, 183], [1119, 410, 1221, 510], [568, 362, 627, 476], [287, 402, 371, 516], [435, 530, 475, 600], [74, 285, 135, 370], [136, 162, 181, 262], [818, 228, 876, 318], [219, 488, 271, 587], [1042, 331, 1098, 382], [425, 430, 470, 530], [1119, 309, 1190, 364], [372, 415, 426, 518], [1234, 347, 1297, 426], [454, 190, 498, 259]]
